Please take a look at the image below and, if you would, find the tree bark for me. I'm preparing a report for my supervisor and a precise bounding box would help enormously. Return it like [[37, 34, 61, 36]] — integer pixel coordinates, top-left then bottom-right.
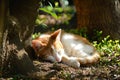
[[0, 0, 7, 73], [74, 0, 120, 39], [1, 0, 39, 76], [0, 0, 6, 45]]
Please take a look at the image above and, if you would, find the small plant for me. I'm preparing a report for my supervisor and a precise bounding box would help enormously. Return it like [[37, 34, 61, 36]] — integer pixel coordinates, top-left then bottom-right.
[[92, 29, 103, 41], [93, 35, 120, 66], [32, 33, 41, 39]]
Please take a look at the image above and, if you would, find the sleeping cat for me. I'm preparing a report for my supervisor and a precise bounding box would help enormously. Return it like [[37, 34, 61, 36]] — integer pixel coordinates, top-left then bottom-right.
[[32, 29, 100, 68]]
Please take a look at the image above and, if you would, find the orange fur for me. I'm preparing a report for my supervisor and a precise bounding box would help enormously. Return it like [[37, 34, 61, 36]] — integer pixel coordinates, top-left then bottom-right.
[[32, 29, 100, 68]]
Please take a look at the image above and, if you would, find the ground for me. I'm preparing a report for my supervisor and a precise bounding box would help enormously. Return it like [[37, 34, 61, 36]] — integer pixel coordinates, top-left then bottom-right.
[[28, 59, 120, 80], [1, 58, 120, 80]]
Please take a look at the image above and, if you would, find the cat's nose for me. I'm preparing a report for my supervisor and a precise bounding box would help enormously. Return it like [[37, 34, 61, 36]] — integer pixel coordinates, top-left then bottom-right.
[[56, 57, 61, 62]]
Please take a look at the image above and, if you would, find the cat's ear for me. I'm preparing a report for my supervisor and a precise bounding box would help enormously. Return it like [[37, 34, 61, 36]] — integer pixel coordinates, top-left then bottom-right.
[[50, 29, 61, 40]]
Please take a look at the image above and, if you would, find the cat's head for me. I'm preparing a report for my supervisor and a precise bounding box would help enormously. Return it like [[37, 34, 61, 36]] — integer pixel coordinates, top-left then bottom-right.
[[32, 29, 64, 62]]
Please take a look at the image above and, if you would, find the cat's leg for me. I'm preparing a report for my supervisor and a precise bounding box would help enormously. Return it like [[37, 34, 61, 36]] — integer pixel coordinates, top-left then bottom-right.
[[77, 52, 100, 65], [62, 54, 80, 68]]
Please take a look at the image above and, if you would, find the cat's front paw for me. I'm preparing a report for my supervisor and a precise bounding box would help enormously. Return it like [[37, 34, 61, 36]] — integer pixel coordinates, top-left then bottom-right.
[[67, 57, 80, 68]]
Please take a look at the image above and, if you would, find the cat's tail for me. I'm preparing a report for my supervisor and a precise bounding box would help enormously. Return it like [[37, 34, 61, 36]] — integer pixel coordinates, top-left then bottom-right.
[[77, 51, 100, 65]]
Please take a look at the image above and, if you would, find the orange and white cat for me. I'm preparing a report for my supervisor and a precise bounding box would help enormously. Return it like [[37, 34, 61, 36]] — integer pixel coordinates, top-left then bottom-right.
[[32, 29, 100, 68]]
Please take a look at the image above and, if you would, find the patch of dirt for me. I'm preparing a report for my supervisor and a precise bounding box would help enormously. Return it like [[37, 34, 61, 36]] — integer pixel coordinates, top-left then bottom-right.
[[26, 60, 120, 80]]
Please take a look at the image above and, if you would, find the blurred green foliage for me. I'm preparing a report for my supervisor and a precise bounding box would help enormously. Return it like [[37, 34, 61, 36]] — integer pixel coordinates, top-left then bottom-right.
[[36, 0, 75, 30], [65, 28, 88, 38]]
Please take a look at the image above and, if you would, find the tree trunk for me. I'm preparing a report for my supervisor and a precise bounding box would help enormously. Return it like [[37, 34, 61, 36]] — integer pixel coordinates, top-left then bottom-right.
[[74, 0, 120, 39], [1, 0, 39, 76], [0, 0, 6, 45], [0, 0, 7, 74]]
